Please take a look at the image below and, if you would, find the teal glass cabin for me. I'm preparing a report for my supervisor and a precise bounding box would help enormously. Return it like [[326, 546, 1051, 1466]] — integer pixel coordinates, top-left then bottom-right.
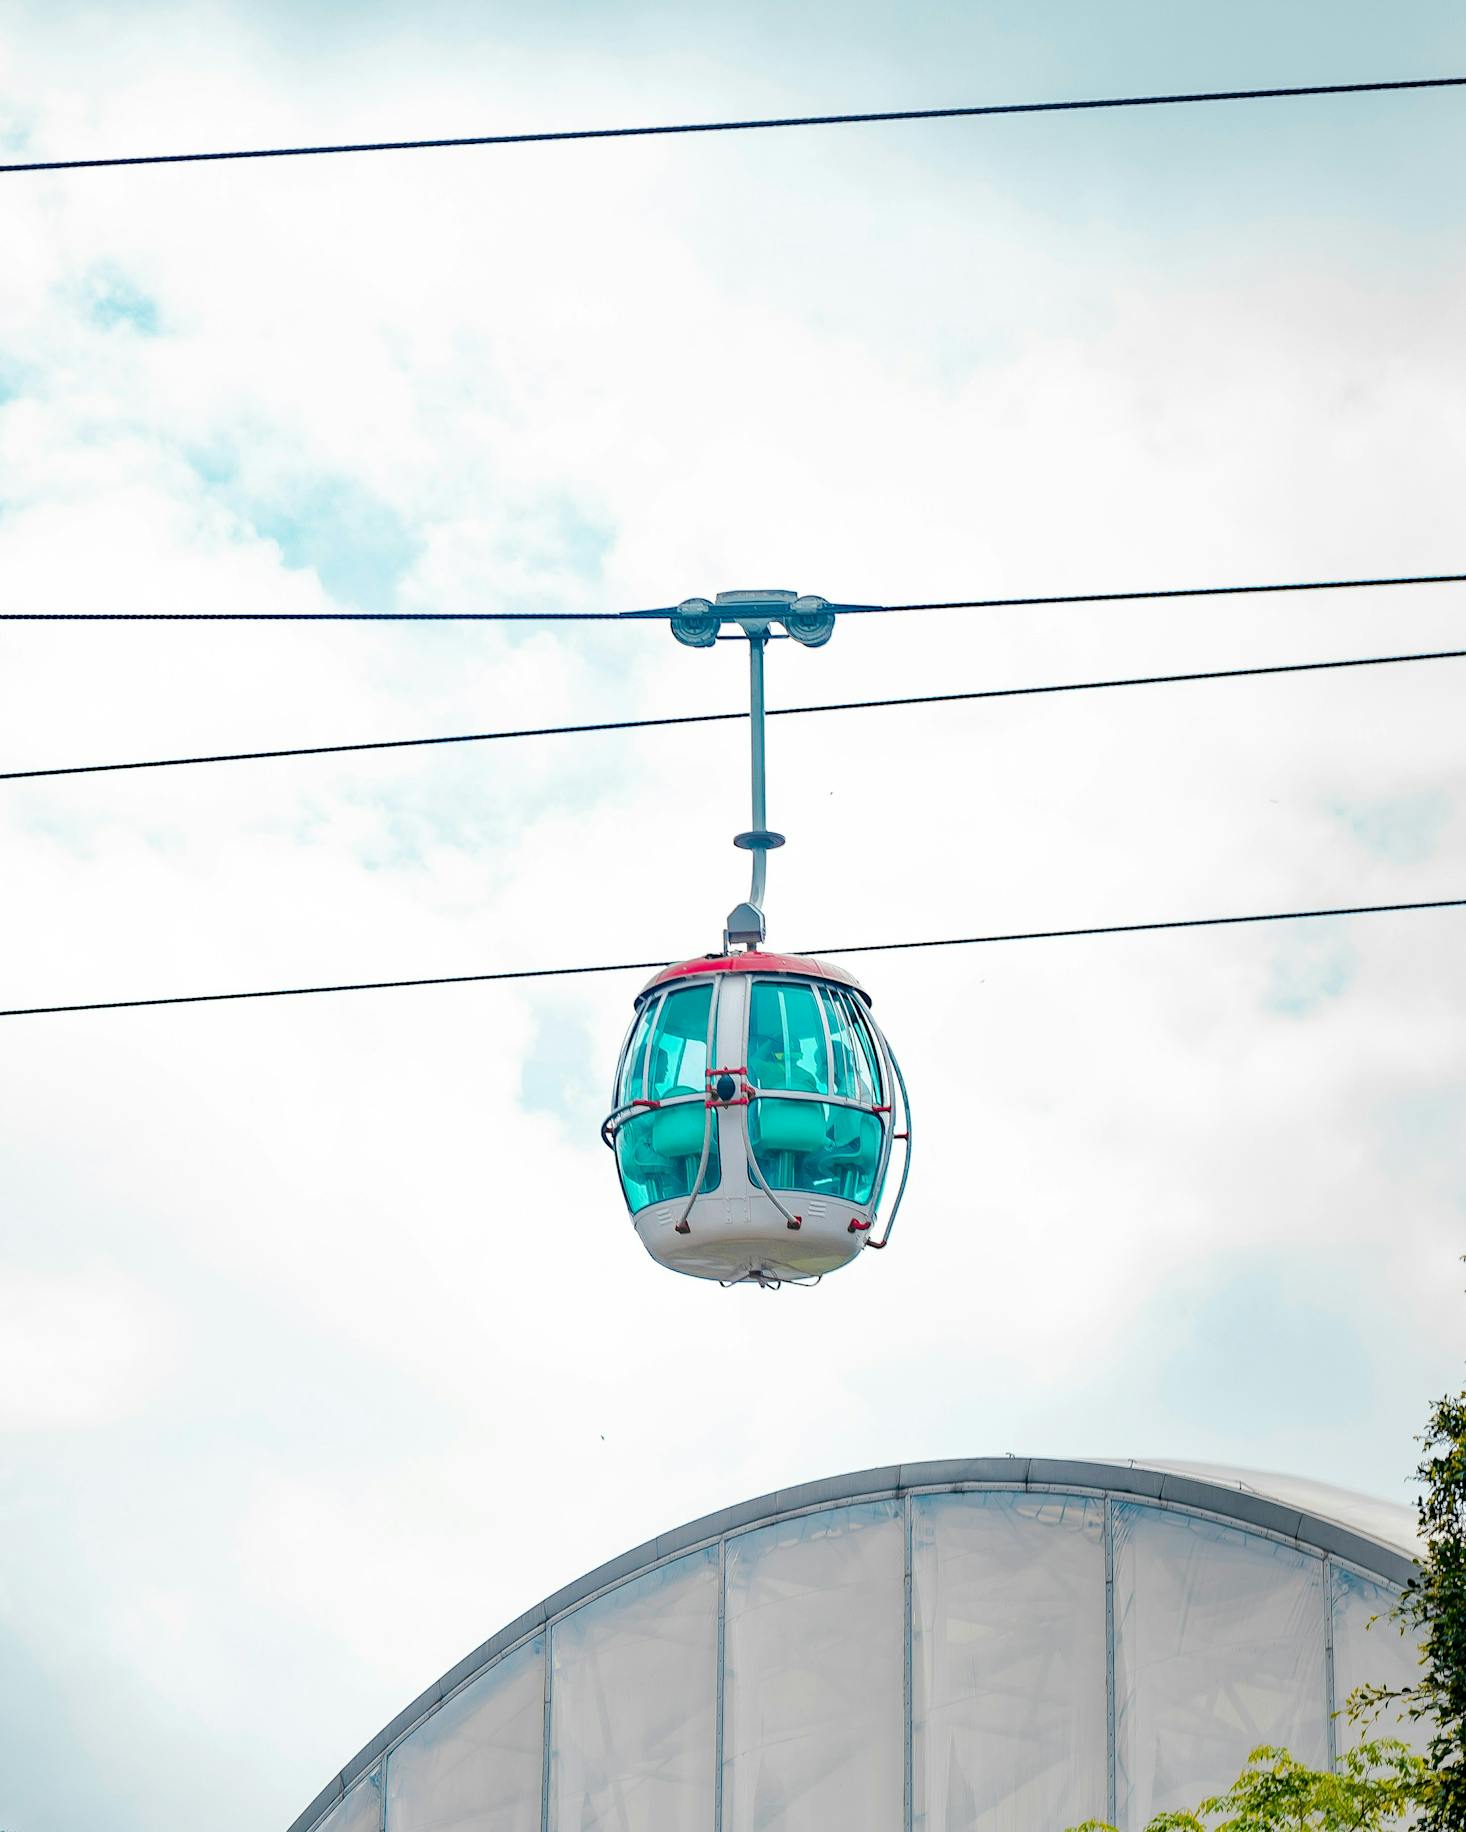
[[603, 952, 912, 1287]]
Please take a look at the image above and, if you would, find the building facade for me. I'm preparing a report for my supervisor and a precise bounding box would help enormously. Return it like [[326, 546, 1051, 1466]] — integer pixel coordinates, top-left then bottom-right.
[[288, 1457, 1421, 1832]]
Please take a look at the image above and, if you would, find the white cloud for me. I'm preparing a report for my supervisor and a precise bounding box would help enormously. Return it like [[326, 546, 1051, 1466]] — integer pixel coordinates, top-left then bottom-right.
[[1, 3, 1464, 1827], [0, 1268, 176, 1428]]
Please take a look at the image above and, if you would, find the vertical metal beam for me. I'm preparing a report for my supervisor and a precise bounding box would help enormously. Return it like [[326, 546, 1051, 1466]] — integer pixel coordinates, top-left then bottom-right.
[[1105, 1496, 1118, 1827], [904, 1492, 915, 1832], [747, 633, 769, 914], [374, 1764, 385, 1832], [715, 1536, 728, 1832], [1324, 1558, 1339, 1771], [541, 1630, 553, 1832]]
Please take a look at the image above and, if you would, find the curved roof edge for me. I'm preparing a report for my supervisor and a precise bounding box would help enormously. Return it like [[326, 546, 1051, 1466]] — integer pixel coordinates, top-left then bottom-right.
[[639, 951, 870, 1000], [288, 1454, 1416, 1832]]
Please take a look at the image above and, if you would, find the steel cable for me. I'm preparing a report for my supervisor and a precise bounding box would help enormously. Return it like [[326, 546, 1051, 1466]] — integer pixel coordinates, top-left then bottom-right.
[[4, 569, 1464, 620], [3, 898, 1460, 1017], [4, 646, 1463, 783], [5, 75, 1463, 176]]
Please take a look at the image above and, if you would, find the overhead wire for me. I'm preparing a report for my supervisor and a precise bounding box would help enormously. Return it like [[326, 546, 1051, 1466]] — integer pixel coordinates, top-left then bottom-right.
[[0, 607, 651, 623], [6, 77, 1461, 1018], [2, 569, 1463, 620], [881, 571, 1466, 614], [4, 645, 1463, 783], [2, 899, 1460, 1017], [4, 75, 1464, 176]]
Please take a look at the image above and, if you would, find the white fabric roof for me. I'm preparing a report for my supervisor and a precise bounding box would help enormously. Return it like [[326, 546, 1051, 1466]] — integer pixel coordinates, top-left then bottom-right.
[[1130, 1459, 1420, 1558]]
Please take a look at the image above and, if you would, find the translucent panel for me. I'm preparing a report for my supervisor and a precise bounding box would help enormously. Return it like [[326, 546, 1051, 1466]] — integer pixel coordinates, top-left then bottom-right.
[[748, 982, 830, 1095], [550, 1548, 718, 1831], [617, 997, 658, 1106], [386, 1636, 544, 1832], [614, 985, 721, 1212], [816, 985, 881, 1106], [615, 1105, 720, 1214], [817, 984, 858, 1100], [1114, 1503, 1327, 1827], [647, 986, 714, 1101], [723, 1501, 903, 1832], [318, 1775, 381, 1832], [912, 1491, 1107, 1831], [618, 985, 714, 1105], [613, 1022, 634, 1107], [747, 1099, 884, 1203], [843, 991, 885, 1106], [1332, 1566, 1427, 1753]]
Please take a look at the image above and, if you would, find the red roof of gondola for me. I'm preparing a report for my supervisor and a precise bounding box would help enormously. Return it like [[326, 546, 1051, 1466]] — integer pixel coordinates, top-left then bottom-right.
[[639, 951, 870, 1003]]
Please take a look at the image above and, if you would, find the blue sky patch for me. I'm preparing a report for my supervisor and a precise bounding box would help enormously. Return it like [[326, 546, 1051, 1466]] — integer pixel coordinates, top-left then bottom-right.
[[1334, 789, 1450, 864], [1264, 922, 1356, 1017], [520, 1001, 604, 1137], [249, 474, 421, 613], [1376, 1085, 1466, 1210], [543, 496, 614, 582], [1153, 1256, 1373, 1438], [84, 267, 161, 335], [186, 438, 237, 488]]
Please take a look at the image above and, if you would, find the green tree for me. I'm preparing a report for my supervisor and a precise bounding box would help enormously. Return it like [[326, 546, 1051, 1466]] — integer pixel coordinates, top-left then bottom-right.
[[1351, 1384, 1466, 1830], [1069, 1740, 1424, 1830]]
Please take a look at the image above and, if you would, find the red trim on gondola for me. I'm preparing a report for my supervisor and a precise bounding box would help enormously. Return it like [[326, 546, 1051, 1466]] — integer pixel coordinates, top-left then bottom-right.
[[848, 1217, 872, 1233], [638, 951, 870, 1002]]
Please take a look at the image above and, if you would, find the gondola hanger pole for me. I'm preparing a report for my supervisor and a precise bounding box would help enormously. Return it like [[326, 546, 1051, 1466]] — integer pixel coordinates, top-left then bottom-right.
[[746, 629, 772, 921], [669, 589, 838, 950]]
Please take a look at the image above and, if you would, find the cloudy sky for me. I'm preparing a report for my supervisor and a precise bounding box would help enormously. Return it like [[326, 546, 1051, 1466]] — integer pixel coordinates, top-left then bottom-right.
[[2, 2, 1464, 1827]]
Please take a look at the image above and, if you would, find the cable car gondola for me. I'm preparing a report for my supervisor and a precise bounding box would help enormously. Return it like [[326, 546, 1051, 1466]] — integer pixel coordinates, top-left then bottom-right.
[[601, 591, 912, 1288]]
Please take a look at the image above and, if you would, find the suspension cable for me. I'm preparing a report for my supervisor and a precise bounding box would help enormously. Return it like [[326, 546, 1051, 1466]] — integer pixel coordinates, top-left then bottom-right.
[[3, 569, 1462, 620], [4, 647, 1461, 784], [2, 898, 1459, 1018], [4, 75, 1463, 176]]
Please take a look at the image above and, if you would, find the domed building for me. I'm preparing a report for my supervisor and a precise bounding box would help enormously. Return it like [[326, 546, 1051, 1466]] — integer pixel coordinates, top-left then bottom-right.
[[287, 1457, 1422, 1832]]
